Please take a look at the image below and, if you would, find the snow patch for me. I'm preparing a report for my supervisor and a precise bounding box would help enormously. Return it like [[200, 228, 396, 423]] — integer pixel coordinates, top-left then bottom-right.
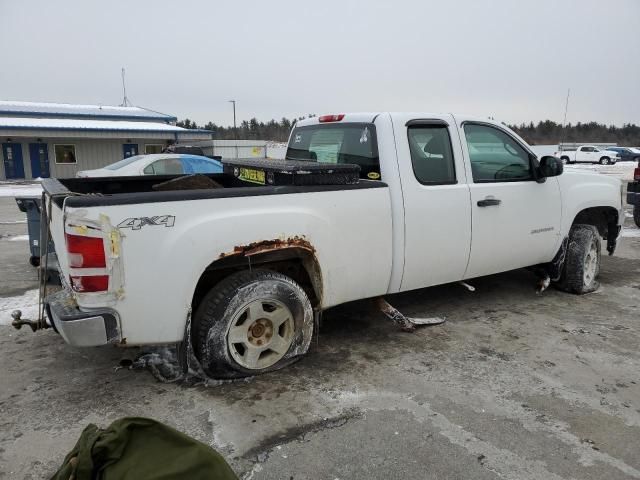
[[0, 289, 40, 325], [7, 234, 29, 242], [0, 183, 42, 197], [622, 227, 640, 238], [563, 162, 636, 181]]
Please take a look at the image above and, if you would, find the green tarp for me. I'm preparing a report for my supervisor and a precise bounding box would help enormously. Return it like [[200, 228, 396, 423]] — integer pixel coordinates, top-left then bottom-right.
[[51, 417, 238, 480]]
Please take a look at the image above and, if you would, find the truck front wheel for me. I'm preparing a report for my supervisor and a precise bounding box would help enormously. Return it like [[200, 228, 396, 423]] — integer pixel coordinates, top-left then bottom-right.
[[634, 206, 640, 228], [555, 224, 601, 294], [192, 269, 314, 378], [599, 157, 610, 165]]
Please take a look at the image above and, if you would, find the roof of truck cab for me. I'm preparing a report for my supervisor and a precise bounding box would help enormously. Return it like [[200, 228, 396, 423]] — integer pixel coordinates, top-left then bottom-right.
[[295, 112, 503, 127]]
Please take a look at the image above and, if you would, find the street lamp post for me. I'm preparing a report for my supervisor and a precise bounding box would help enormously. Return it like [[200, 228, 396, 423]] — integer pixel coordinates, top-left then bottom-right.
[[228, 100, 237, 158]]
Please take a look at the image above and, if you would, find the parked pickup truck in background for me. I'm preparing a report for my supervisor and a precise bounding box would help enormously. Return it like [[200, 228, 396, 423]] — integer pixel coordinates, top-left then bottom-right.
[[555, 145, 621, 164], [33, 113, 624, 378], [627, 163, 640, 228]]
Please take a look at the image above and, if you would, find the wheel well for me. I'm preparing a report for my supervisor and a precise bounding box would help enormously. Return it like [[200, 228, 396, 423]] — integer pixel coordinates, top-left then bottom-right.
[[572, 206, 618, 238], [572, 207, 620, 255], [192, 246, 322, 314]]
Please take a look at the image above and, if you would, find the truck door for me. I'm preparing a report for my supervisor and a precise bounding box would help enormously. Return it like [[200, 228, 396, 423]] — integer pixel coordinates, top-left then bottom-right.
[[391, 115, 472, 291], [577, 146, 594, 162], [459, 122, 561, 279]]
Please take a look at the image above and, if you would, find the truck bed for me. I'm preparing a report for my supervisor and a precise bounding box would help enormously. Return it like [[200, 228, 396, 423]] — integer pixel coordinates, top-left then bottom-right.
[[42, 174, 386, 208]]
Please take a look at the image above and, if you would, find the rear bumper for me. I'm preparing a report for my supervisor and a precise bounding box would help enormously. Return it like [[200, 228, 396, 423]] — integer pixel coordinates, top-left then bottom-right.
[[627, 182, 640, 206], [45, 289, 120, 347]]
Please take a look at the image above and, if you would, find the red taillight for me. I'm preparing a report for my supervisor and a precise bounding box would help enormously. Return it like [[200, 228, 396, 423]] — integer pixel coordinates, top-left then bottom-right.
[[319, 114, 345, 123], [634, 166, 640, 181], [66, 233, 106, 268], [70, 275, 109, 293]]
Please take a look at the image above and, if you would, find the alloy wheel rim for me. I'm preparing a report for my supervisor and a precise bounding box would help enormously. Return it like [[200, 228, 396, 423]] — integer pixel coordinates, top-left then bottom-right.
[[583, 241, 598, 286], [227, 298, 295, 369]]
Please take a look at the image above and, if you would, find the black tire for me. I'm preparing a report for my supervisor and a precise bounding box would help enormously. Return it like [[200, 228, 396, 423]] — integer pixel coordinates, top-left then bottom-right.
[[29, 256, 40, 267], [561, 156, 571, 164], [599, 157, 610, 165], [634, 206, 640, 228], [555, 225, 601, 294], [192, 269, 314, 379]]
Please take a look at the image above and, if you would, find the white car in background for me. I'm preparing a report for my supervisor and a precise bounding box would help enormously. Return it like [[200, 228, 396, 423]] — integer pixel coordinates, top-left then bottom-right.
[[76, 154, 223, 178], [555, 145, 620, 165]]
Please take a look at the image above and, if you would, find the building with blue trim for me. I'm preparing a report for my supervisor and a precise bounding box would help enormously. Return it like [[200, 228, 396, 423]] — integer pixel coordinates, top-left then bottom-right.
[[0, 101, 212, 179]]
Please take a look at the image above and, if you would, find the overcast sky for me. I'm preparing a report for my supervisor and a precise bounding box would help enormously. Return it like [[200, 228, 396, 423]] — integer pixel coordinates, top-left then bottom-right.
[[1, 0, 638, 127]]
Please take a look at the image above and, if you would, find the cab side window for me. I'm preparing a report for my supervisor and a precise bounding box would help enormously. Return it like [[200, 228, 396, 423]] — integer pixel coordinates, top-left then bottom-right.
[[463, 124, 532, 182], [407, 125, 456, 185]]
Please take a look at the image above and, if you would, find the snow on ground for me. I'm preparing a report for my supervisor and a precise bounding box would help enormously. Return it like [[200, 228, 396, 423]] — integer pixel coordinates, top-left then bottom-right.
[[0, 289, 40, 325], [7, 234, 29, 242], [563, 161, 636, 181], [622, 227, 640, 238], [0, 182, 42, 197]]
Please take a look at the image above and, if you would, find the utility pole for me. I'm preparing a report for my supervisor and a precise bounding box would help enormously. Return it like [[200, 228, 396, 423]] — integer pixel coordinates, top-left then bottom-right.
[[229, 100, 237, 158], [560, 88, 570, 151]]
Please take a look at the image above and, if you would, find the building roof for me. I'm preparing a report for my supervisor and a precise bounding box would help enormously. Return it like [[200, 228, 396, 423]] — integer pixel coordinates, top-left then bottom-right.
[[0, 116, 211, 136], [0, 100, 177, 122]]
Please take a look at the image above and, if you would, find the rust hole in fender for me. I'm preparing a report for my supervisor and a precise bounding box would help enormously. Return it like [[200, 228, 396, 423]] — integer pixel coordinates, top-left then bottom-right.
[[219, 236, 316, 259]]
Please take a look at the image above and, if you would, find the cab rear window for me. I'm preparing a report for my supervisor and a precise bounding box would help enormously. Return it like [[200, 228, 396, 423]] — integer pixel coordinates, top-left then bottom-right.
[[286, 123, 381, 180]]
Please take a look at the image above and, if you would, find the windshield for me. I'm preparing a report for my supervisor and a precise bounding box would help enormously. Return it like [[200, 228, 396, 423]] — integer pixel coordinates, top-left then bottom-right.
[[104, 155, 146, 170], [286, 123, 380, 179]]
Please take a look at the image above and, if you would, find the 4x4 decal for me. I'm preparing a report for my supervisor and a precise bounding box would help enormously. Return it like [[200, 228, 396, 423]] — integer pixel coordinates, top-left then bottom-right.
[[117, 215, 175, 230]]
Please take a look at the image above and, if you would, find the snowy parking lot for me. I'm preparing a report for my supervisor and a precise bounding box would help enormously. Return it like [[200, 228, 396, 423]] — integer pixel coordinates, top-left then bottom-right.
[[1, 172, 639, 479]]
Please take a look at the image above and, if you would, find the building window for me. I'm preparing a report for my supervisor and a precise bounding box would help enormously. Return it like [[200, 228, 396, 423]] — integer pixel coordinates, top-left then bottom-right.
[[53, 145, 77, 164], [145, 144, 164, 154], [54, 144, 77, 164]]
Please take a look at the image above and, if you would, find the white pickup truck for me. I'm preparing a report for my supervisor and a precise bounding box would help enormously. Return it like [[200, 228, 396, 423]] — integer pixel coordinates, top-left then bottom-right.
[[556, 145, 621, 165], [22, 113, 624, 378]]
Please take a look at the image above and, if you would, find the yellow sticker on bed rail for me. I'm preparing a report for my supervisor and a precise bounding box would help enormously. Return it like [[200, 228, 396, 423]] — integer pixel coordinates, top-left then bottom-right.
[[238, 167, 266, 185]]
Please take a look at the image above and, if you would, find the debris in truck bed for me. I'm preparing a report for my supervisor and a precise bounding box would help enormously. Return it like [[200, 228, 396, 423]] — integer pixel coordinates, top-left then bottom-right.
[[152, 174, 223, 191]]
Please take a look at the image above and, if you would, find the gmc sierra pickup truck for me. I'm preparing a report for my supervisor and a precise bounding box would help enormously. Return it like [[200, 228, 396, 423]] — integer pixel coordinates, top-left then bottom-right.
[[18, 113, 624, 378], [555, 145, 621, 165]]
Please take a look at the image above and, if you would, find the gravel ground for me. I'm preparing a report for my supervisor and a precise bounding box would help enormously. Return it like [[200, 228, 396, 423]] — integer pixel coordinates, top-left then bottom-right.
[[0, 180, 639, 479]]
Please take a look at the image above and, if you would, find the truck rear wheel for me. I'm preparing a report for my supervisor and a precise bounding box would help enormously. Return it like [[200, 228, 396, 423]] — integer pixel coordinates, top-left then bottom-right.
[[192, 269, 314, 378], [555, 224, 601, 294], [634, 206, 640, 228]]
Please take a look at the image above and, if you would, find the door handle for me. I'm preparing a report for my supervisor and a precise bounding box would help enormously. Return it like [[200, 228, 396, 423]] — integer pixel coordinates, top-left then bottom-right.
[[477, 198, 501, 207]]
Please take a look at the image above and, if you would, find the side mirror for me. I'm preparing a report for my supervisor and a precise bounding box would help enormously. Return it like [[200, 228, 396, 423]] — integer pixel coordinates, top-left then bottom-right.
[[538, 156, 563, 178]]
